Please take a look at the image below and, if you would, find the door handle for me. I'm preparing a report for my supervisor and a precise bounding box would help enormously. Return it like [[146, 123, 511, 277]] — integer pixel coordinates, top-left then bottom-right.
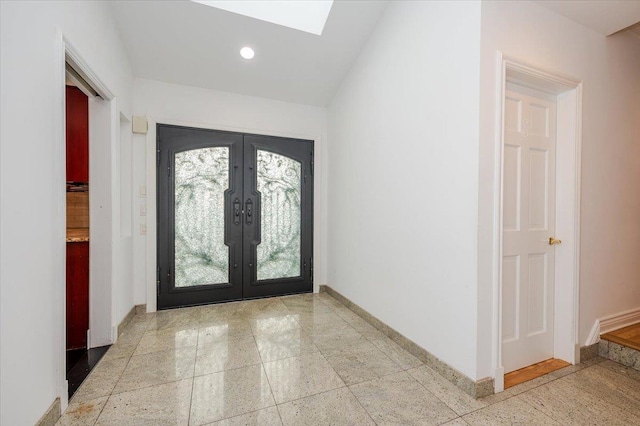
[[233, 198, 241, 225], [549, 237, 562, 245], [245, 198, 253, 225]]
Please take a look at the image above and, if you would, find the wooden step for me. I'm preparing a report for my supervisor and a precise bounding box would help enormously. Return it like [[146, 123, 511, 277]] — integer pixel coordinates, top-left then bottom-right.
[[601, 323, 640, 351], [600, 322, 640, 371]]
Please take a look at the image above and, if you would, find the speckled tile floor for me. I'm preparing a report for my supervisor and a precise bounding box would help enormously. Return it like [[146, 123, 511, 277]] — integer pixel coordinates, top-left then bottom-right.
[[57, 293, 640, 425]]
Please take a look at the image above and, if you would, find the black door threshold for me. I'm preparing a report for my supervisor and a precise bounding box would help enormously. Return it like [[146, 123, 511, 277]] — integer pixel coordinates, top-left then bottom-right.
[[66, 345, 111, 398]]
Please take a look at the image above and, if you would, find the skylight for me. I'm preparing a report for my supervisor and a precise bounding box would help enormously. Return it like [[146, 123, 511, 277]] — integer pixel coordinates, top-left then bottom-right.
[[191, 1, 334, 35]]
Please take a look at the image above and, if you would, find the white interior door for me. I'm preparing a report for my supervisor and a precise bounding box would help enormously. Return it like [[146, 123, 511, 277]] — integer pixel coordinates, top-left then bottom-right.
[[502, 83, 558, 373]]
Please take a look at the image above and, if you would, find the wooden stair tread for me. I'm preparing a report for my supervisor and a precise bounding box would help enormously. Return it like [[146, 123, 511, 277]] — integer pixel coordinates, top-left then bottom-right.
[[601, 322, 640, 352]]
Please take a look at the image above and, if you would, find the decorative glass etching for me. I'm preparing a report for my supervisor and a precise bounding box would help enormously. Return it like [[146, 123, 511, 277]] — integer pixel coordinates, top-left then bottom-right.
[[174, 147, 229, 287], [256, 150, 301, 280]]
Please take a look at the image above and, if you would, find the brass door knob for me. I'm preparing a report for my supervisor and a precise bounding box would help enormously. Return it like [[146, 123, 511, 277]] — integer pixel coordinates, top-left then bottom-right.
[[549, 237, 562, 245]]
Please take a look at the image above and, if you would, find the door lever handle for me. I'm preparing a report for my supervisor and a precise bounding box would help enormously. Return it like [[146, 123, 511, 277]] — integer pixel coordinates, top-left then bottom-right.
[[245, 198, 253, 225], [549, 237, 562, 245], [233, 198, 241, 225]]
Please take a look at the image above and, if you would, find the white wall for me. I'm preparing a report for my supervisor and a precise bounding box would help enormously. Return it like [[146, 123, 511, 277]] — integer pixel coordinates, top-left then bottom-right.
[[477, 0, 640, 379], [132, 78, 328, 310], [114, 114, 135, 326], [0, 1, 133, 423], [327, 1, 482, 380]]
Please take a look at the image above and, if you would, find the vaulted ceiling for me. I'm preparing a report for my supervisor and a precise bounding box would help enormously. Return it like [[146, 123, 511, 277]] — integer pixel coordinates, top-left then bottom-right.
[[111, 0, 389, 106], [111, 1, 639, 108]]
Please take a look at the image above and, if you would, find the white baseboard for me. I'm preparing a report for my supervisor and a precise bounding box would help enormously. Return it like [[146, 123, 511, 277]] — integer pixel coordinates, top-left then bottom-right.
[[59, 380, 69, 413], [586, 320, 600, 346], [600, 307, 640, 334], [586, 306, 640, 346]]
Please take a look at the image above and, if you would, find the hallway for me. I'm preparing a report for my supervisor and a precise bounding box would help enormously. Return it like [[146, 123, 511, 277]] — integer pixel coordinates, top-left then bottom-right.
[[58, 293, 640, 425]]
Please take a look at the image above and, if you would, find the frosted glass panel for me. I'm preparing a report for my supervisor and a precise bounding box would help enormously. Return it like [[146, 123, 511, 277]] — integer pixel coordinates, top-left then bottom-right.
[[174, 147, 229, 287], [256, 150, 301, 280]]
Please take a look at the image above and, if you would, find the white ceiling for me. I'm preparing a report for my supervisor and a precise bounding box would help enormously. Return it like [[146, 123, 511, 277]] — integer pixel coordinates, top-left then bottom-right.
[[535, 0, 640, 36], [111, 1, 639, 107], [111, 0, 388, 106]]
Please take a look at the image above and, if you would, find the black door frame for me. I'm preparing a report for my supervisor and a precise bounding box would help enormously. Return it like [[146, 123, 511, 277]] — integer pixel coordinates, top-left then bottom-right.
[[156, 124, 313, 310]]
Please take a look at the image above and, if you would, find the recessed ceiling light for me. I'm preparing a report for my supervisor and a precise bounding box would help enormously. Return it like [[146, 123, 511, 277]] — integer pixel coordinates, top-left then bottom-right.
[[240, 47, 255, 60]]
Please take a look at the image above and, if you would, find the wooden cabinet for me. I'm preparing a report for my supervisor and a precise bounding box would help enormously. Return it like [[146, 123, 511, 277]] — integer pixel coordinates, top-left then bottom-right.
[[66, 242, 89, 350], [66, 85, 89, 182]]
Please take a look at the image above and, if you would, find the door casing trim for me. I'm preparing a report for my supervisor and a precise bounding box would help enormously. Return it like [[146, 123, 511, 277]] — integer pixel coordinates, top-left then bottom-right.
[[492, 53, 583, 392], [54, 29, 117, 413], [145, 117, 324, 312]]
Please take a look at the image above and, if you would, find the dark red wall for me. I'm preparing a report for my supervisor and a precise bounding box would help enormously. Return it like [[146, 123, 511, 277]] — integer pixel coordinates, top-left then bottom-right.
[[66, 86, 89, 182], [66, 242, 89, 350]]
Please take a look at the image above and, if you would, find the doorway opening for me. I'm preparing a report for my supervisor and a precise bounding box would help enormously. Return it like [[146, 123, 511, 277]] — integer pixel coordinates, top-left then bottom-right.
[[156, 124, 314, 309], [494, 56, 583, 392], [59, 44, 118, 405], [64, 61, 114, 398], [64, 76, 95, 397]]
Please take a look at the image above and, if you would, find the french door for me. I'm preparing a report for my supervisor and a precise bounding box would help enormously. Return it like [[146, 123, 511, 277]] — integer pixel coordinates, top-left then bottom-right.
[[157, 125, 313, 309]]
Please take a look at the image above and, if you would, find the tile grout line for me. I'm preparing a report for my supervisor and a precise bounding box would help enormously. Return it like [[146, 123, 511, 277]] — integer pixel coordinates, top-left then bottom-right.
[[269, 353, 421, 410], [81, 296, 472, 424], [101, 377, 191, 402], [92, 297, 396, 423], [187, 317, 200, 426], [266, 336, 347, 404], [557, 362, 640, 419], [148, 299, 445, 416], [517, 392, 571, 425], [461, 360, 603, 418], [322, 287, 577, 420], [195, 302, 289, 423], [88, 315, 150, 425], [260, 297, 354, 415], [251, 331, 283, 425], [387, 367, 460, 422], [251, 322, 284, 424], [463, 358, 609, 419], [445, 417, 470, 425], [319, 294, 423, 369], [325, 347, 406, 385], [292, 328, 380, 422], [344, 382, 379, 425], [597, 357, 640, 380], [273, 383, 349, 407], [75, 297, 627, 424], [312, 295, 414, 380]]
